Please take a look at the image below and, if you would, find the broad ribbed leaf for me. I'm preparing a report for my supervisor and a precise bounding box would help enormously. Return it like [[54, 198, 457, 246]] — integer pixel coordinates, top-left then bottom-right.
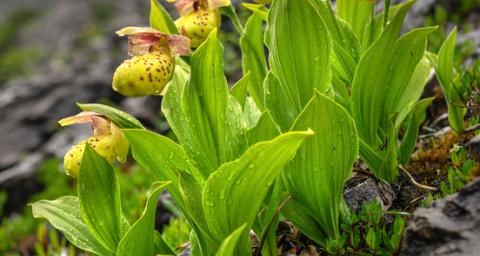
[[351, 1, 436, 180], [150, 0, 179, 34], [399, 97, 435, 164], [123, 129, 203, 212], [124, 129, 217, 254], [310, 1, 358, 57], [308, 1, 360, 87], [242, 3, 268, 21], [178, 173, 218, 253], [240, 13, 267, 110], [117, 181, 172, 256], [395, 56, 432, 128], [281, 199, 326, 245], [283, 91, 358, 239], [215, 224, 248, 256], [203, 130, 313, 245], [178, 30, 246, 176], [154, 231, 176, 255], [78, 145, 122, 252], [77, 103, 144, 129], [265, 0, 331, 130], [436, 27, 466, 133], [436, 28, 457, 97], [264, 72, 298, 132], [241, 96, 261, 129], [230, 72, 251, 108], [352, 1, 416, 146], [31, 196, 112, 256], [246, 112, 279, 145], [362, 2, 409, 51], [337, 0, 374, 41]]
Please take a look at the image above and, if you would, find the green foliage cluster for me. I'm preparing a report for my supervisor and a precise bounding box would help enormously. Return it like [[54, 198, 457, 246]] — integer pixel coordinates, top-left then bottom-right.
[[0, 158, 74, 254], [422, 147, 479, 206], [0, 158, 159, 255], [29, 0, 471, 255], [324, 202, 405, 256]]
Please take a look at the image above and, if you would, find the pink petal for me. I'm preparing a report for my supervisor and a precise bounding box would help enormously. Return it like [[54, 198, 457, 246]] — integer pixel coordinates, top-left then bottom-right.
[[208, 0, 230, 9], [59, 112, 111, 136], [167, 34, 191, 56]]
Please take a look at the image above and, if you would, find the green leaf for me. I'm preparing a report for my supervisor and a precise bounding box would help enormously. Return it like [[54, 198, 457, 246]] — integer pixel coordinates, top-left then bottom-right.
[[31, 196, 112, 256], [123, 129, 216, 253], [246, 112, 280, 145], [337, 0, 374, 41], [154, 231, 176, 255], [230, 72, 251, 109], [242, 3, 268, 21], [123, 129, 203, 210], [361, 1, 409, 51], [352, 1, 421, 145], [242, 96, 262, 129], [215, 224, 248, 256], [240, 13, 267, 110], [399, 97, 434, 164], [395, 56, 432, 128], [77, 103, 144, 129], [178, 173, 218, 253], [436, 27, 466, 133], [365, 227, 376, 251], [436, 28, 457, 97], [150, 0, 179, 34], [281, 199, 326, 245], [265, 0, 332, 129], [264, 72, 299, 132], [253, 180, 287, 256], [311, 2, 361, 83], [351, 2, 436, 180], [78, 145, 123, 252], [203, 130, 313, 245], [283, 91, 358, 239], [180, 30, 246, 175], [117, 181, 172, 256], [219, 5, 244, 35]]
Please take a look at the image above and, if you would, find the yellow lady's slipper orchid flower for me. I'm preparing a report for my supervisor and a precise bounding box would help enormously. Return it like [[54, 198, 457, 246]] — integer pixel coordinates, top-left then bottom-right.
[[168, 0, 230, 48], [112, 27, 191, 96], [59, 112, 129, 178]]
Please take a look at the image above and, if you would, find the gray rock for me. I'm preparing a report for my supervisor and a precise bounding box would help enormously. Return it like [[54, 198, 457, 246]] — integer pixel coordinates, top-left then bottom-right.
[[343, 174, 395, 212], [0, 0, 147, 172], [400, 178, 480, 256]]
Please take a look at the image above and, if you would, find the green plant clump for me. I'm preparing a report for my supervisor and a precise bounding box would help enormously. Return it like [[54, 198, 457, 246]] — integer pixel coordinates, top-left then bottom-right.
[[29, 0, 471, 255]]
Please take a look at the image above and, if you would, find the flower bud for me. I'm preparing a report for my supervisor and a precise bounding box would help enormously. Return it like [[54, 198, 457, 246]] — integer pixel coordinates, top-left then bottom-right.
[[175, 9, 220, 48]]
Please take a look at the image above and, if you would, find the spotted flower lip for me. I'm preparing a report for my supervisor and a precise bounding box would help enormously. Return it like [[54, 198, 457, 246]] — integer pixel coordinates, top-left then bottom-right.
[[116, 26, 191, 57], [166, 0, 231, 16]]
